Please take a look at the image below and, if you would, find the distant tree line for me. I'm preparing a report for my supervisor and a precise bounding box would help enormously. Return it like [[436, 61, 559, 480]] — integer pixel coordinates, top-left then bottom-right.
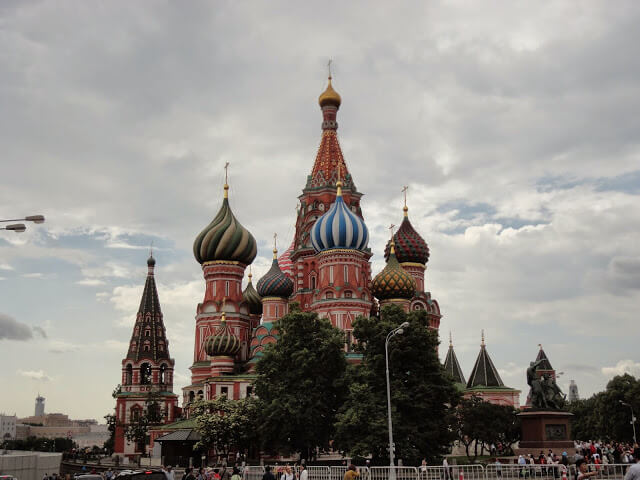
[[1, 436, 75, 452]]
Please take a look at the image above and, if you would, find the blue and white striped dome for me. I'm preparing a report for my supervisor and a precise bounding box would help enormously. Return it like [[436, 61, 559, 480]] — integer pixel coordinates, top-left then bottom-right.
[[311, 188, 369, 252]]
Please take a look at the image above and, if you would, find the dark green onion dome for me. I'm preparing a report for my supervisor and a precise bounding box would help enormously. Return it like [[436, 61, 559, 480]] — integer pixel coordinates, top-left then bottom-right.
[[204, 313, 241, 357], [147, 254, 156, 267], [256, 249, 294, 298], [193, 184, 257, 265], [242, 271, 263, 315], [371, 241, 417, 300], [384, 207, 429, 265]]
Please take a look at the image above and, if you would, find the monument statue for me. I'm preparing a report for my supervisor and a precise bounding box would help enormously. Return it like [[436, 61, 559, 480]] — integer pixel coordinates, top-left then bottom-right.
[[526, 359, 566, 410]]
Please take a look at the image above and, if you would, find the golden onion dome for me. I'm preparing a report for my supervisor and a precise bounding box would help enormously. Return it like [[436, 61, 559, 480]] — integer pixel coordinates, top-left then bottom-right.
[[318, 76, 341, 108]]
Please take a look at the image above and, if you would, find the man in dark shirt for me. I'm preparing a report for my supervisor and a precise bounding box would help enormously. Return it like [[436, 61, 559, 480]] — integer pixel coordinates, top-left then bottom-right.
[[262, 466, 276, 480]]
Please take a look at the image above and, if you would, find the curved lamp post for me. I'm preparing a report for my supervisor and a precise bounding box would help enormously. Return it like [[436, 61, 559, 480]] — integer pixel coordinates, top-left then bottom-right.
[[620, 400, 637, 444], [385, 321, 410, 480]]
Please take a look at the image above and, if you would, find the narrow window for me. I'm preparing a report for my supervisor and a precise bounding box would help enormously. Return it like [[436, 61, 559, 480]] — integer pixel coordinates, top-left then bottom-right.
[[225, 281, 229, 297], [344, 265, 348, 283], [246, 386, 253, 397], [220, 387, 228, 397], [311, 275, 316, 290], [329, 266, 334, 284]]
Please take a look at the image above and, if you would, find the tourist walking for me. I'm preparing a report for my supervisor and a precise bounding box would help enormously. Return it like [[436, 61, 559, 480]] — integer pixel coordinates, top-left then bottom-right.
[[624, 450, 640, 480], [299, 465, 308, 480], [343, 465, 359, 480], [280, 465, 295, 480], [576, 459, 598, 480], [230, 467, 241, 480]]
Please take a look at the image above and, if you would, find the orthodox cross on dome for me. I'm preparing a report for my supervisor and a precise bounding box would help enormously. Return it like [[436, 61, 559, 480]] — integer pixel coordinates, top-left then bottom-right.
[[389, 223, 396, 237], [273, 232, 278, 258], [224, 162, 230, 184], [481, 329, 485, 346], [327, 58, 333, 78], [402, 185, 409, 216]]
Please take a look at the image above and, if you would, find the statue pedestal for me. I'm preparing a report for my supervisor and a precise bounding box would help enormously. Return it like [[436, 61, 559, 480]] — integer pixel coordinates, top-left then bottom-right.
[[517, 410, 574, 453]]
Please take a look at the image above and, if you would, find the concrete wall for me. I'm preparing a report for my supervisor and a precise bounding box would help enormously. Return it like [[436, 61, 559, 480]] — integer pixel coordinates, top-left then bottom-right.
[[0, 450, 62, 480]]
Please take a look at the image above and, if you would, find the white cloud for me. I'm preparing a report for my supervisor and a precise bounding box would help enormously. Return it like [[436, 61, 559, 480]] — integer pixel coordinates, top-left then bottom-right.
[[0, 263, 14, 271], [76, 278, 106, 286], [602, 360, 640, 378], [18, 370, 52, 381]]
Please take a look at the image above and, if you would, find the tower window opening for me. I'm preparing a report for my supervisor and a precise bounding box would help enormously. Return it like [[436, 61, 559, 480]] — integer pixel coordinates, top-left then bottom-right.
[[345, 291, 352, 298], [311, 275, 316, 290], [160, 364, 167, 384], [246, 386, 253, 397], [140, 363, 152, 385], [344, 265, 348, 283], [125, 364, 133, 385], [220, 387, 228, 398], [145, 329, 151, 337], [225, 281, 229, 297], [329, 266, 334, 284], [326, 292, 334, 299], [188, 391, 195, 403]]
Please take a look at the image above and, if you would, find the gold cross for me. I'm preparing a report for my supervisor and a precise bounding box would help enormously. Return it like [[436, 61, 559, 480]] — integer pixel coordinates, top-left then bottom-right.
[[273, 232, 277, 251], [328, 59, 333, 78], [224, 162, 229, 184], [149, 240, 153, 257], [402, 185, 409, 208], [388, 223, 396, 237]]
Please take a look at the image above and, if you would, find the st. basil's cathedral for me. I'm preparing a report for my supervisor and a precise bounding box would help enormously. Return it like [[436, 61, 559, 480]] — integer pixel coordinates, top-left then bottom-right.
[[113, 76, 518, 457]]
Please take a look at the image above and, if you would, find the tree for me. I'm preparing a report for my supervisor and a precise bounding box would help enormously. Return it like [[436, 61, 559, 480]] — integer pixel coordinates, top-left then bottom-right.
[[125, 391, 165, 454], [569, 374, 639, 442], [456, 396, 520, 462], [104, 413, 116, 454], [334, 305, 460, 465], [254, 311, 348, 459], [192, 396, 261, 462]]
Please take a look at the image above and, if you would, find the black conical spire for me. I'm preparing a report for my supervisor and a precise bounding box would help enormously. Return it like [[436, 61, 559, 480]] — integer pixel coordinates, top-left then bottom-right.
[[466, 330, 504, 388], [126, 255, 170, 362], [443, 332, 466, 385], [535, 344, 554, 371]]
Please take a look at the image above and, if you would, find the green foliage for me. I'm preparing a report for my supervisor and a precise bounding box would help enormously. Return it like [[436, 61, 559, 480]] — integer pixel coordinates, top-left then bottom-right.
[[334, 305, 460, 465], [456, 396, 520, 462], [1, 436, 75, 452], [569, 373, 639, 442], [104, 413, 116, 454], [192, 396, 261, 458], [254, 310, 348, 459], [124, 391, 166, 452]]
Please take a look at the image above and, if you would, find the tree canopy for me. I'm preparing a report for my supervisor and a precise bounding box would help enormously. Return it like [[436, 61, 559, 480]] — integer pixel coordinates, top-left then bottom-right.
[[334, 305, 460, 465], [569, 373, 639, 442], [254, 310, 348, 459]]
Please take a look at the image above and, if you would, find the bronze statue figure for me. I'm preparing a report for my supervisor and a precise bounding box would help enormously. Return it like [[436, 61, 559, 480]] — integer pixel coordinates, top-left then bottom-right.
[[527, 359, 566, 410]]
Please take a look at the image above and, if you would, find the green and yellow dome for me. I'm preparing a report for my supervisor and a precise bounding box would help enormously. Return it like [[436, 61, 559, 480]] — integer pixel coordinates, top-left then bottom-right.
[[193, 184, 257, 265], [371, 241, 417, 300], [204, 313, 241, 357]]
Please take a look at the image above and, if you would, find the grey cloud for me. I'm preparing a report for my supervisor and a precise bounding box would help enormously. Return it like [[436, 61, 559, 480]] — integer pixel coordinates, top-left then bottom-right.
[[0, 313, 33, 341], [32, 326, 47, 338]]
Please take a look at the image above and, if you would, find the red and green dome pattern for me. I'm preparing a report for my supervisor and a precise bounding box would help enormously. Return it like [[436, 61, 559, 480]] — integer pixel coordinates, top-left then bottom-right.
[[193, 190, 257, 265], [384, 215, 429, 265], [372, 246, 417, 300], [204, 320, 241, 357]]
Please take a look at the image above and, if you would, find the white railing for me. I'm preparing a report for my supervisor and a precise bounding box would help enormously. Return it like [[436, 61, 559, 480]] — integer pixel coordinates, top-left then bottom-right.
[[242, 466, 265, 480], [485, 464, 567, 479], [306, 465, 332, 480], [369, 466, 420, 480]]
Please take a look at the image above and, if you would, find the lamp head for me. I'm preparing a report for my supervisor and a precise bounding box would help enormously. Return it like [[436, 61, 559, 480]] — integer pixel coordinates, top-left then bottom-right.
[[25, 215, 45, 224], [6, 224, 26, 232], [400, 321, 410, 328], [396, 328, 404, 335]]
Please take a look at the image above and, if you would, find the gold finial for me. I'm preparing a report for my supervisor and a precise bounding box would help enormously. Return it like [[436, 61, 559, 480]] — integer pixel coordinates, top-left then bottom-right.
[[248, 265, 253, 282], [223, 162, 230, 198], [538, 343, 543, 350], [449, 331, 453, 347], [402, 185, 409, 217], [481, 329, 485, 346], [273, 233, 278, 259], [336, 163, 343, 196], [318, 65, 342, 108], [221, 298, 227, 323], [389, 224, 396, 254]]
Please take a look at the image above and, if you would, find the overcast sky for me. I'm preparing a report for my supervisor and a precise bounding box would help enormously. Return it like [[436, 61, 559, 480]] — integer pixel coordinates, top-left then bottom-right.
[[1, 0, 639, 421]]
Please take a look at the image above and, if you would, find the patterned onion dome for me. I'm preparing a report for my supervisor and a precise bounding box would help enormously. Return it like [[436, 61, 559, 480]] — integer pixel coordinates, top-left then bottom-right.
[[256, 250, 294, 298], [193, 184, 257, 265], [242, 271, 263, 315], [318, 76, 341, 108], [311, 182, 369, 252], [372, 241, 417, 300], [384, 208, 429, 264], [204, 314, 241, 357]]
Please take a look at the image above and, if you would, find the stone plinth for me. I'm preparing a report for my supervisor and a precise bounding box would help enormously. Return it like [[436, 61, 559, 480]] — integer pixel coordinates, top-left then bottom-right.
[[517, 410, 574, 453]]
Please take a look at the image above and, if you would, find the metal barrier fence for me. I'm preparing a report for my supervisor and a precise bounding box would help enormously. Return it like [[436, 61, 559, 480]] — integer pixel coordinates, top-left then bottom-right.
[[243, 463, 634, 480]]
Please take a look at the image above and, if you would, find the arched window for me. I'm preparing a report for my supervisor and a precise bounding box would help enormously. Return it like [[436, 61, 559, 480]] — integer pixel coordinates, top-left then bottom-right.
[[188, 391, 195, 403], [326, 292, 334, 299], [319, 203, 325, 211], [160, 364, 167, 384], [140, 363, 152, 385], [310, 275, 316, 290], [143, 344, 150, 352], [145, 329, 151, 337], [344, 265, 348, 283], [131, 406, 141, 421], [225, 281, 229, 297], [125, 364, 133, 385], [344, 291, 353, 298]]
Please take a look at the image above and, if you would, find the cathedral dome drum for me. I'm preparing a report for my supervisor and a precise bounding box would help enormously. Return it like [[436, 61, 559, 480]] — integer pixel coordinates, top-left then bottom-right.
[[256, 251, 294, 298], [242, 271, 263, 315], [310, 182, 369, 252], [193, 184, 257, 265], [372, 241, 417, 300], [384, 209, 429, 265], [204, 315, 241, 357]]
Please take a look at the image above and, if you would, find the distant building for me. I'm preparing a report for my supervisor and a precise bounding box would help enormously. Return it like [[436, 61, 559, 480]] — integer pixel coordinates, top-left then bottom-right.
[[73, 424, 110, 448], [35, 395, 45, 416], [1, 414, 17, 440], [569, 380, 579, 402], [17, 412, 97, 439]]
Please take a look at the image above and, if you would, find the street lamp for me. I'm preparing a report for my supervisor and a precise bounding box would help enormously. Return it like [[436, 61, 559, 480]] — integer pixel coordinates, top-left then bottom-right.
[[0, 215, 45, 233], [0, 224, 26, 233], [619, 401, 637, 444], [385, 321, 410, 480]]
